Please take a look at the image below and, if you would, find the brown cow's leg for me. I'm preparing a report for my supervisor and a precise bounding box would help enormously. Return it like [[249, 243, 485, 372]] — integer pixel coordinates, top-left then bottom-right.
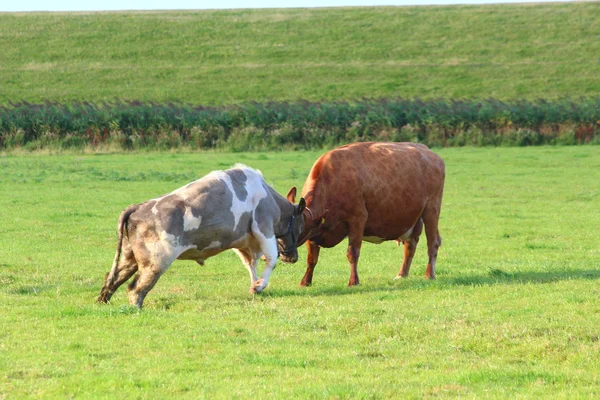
[[422, 206, 442, 280], [346, 246, 361, 286], [300, 241, 320, 287], [346, 218, 366, 286], [397, 239, 418, 278], [97, 245, 138, 303], [396, 218, 423, 279]]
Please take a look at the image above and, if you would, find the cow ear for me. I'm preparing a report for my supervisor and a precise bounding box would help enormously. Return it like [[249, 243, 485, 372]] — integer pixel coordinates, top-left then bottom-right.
[[297, 198, 306, 214], [286, 187, 297, 203]]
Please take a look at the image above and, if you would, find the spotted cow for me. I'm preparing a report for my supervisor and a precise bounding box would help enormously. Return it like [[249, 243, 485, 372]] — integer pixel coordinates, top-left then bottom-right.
[[98, 164, 305, 308], [292, 142, 445, 287]]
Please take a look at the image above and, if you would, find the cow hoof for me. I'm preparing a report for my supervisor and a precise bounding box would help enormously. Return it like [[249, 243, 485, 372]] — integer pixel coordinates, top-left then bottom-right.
[[251, 279, 266, 293], [248, 286, 261, 295]]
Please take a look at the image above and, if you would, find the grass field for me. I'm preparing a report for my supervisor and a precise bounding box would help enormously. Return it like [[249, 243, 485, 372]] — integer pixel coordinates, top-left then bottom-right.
[[1, 147, 599, 397], [1, 2, 599, 105]]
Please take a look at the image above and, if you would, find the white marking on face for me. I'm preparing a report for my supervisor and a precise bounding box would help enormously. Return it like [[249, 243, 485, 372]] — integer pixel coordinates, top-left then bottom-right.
[[183, 207, 202, 232]]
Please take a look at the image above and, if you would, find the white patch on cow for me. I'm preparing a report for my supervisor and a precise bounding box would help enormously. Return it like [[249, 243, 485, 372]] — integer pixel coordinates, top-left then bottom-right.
[[232, 163, 263, 177], [144, 230, 197, 272], [151, 194, 168, 215], [364, 225, 415, 244], [183, 207, 202, 232], [398, 225, 415, 241], [217, 167, 268, 231], [249, 219, 278, 293], [222, 172, 247, 230]]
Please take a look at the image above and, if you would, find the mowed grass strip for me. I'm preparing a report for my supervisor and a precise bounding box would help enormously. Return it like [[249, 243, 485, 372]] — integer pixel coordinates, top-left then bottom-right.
[[1, 3, 599, 104], [0, 147, 599, 397]]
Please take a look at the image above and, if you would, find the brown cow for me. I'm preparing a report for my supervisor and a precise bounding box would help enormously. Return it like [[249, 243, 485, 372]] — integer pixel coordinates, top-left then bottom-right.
[[289, 142, 445, 287]]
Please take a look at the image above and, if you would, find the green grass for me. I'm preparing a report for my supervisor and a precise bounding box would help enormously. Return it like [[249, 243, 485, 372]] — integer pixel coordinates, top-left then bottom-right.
[[1, 147, 599, 397], [1, 3, 599, 105]]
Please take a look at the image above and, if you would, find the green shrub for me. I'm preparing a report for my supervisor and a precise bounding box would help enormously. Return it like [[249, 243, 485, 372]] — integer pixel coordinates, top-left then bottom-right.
[[1, 98, 598, 151]]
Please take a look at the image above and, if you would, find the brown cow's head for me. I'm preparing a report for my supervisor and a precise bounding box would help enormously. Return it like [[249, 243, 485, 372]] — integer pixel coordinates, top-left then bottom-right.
[[286, 187, 328, 247], [277, 187, 306, 263]]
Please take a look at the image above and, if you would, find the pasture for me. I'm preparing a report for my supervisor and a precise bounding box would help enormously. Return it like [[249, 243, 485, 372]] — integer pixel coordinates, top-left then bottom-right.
[[1, 146, 599, 397], [1, 2, 599, 105]]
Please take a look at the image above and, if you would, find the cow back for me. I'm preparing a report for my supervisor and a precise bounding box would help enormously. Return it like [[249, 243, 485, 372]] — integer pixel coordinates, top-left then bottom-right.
[[301, 142, 445, 244]]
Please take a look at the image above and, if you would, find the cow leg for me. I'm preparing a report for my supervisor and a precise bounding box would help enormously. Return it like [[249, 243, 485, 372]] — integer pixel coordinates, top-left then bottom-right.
[[346, 217, 366, 286], [97, 243, 138, 303], [300, 240, 320, 287], [422, 205, 442, 280], [126, 265, 166, 309], [395, 218, 423, 279], [233, 249, 260, 293], [126, 249, 172, 309], [252, 236, 278, 294]]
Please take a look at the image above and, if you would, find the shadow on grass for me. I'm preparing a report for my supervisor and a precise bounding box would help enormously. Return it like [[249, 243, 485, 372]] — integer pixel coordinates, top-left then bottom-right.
[[269, 268, 600, 298], [269, 284, 402, 298], [8, 285, 55, 296], [449, 268, 600, 286]]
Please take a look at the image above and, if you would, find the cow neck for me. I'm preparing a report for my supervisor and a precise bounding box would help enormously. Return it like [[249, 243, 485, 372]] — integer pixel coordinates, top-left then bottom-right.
[[266, 185, 295, 234], [301, 184, 326, 222]]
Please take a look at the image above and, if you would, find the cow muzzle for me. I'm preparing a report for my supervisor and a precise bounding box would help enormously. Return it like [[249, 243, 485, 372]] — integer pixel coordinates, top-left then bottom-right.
[[279, 252, 298, 264], [276, 214, 300, 263], [279, 248, 298, 264]]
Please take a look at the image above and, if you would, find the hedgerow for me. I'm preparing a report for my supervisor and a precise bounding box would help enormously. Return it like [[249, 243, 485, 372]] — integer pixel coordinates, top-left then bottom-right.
[[1, 98, 598, 151]]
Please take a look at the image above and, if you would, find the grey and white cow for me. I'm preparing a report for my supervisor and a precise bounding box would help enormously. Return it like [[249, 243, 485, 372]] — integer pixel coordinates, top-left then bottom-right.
[[98, 164, 305, 308]]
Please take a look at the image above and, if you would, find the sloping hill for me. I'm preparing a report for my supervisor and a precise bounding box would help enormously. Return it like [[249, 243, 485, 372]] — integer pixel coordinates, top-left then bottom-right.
[[0, 3, 598, 104]]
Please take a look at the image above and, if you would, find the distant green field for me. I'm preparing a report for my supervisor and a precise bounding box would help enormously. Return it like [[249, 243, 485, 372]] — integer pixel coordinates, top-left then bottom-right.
[[1, 147, 599, 397], [1, 3, 599, 105]]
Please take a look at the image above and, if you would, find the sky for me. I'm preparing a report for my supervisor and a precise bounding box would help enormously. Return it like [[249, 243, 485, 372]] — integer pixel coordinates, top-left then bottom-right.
[[0, 0, 578, 13]]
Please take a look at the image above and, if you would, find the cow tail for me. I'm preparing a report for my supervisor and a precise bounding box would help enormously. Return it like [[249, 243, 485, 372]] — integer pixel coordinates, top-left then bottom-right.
[[106, 204, 139, 285]]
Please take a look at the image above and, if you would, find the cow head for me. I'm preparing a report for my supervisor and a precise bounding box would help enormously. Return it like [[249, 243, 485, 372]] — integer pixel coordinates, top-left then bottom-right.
[[277, 187, 306, 263], [286, 187, 328, 247]]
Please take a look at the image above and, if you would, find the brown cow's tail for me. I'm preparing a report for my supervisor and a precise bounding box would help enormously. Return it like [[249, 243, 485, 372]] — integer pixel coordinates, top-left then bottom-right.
[[98, 204, 139, 303]]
